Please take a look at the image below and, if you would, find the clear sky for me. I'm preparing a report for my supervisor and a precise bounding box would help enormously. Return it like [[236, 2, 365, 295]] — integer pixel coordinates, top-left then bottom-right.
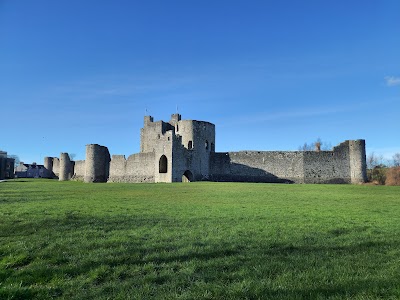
[[1, 0, 399, 164]]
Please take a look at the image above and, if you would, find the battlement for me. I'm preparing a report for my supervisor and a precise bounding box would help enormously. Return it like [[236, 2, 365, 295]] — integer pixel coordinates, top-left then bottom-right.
[[169, 113, 181, 125], [144, 115, 153, 125]]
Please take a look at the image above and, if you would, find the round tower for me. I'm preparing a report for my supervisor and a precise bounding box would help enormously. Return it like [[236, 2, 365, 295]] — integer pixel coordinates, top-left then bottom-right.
[[59, 153, 71, 181], [349, 140, 367, 184], [44, 156, 54, 178], [44, 157, 53, 172], [178, 120, 215, 152], [175, 120, 215, 181], [84, 144, 110, 183]]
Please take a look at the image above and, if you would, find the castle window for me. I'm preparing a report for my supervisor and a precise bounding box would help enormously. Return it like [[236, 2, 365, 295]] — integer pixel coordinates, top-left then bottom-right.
[[188, 141, 193, 150], [205, 140, 209, 150], [176, 125, 179, 132], [159, 155, 168, 173]]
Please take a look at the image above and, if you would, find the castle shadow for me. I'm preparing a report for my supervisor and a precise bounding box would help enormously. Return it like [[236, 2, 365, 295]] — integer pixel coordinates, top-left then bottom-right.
[[211, 160, 294, 184]]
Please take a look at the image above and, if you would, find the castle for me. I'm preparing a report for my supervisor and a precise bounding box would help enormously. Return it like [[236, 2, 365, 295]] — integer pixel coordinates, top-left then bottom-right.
[[43, 114, 367, 184]]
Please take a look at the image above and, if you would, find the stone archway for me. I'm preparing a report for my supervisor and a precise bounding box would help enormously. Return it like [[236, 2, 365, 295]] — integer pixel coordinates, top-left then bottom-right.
[[159, 155, 168, 173], [182, 170, 193, 182]]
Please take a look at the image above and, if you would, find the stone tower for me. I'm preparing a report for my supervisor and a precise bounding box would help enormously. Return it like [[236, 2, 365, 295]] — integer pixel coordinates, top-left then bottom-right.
[[171, 119, 215, 182], [44, 156, 55, 178], [349, 139, 367, 184], [84, 144, 110, 183], [139, 113, 215, 182], [59, 153, 72, 181], [44, 157, 53, 173]]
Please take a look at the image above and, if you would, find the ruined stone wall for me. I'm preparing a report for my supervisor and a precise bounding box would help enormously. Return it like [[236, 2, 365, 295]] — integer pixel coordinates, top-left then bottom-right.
[[53, 158, 60, 178], [42, 113, 366, 185], [84, 144, 110, 183], [301, 141, 352, 183], [210, 151, 305, 183], [108, 152, 155, 183], [72, 160, 85, 181], [210, 140, 367, 184], [303, 150, 349, 184]]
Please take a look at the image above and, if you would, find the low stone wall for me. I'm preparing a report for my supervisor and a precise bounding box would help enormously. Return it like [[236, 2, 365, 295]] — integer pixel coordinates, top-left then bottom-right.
[[52, 158, 60, 178], [108, 152, 155, 183], [210, 151, 304, 183], [210, 141, 361, 184], [108, 175, 155, 183], [71, 160, 85, 181], [303, 144, 350, 183]]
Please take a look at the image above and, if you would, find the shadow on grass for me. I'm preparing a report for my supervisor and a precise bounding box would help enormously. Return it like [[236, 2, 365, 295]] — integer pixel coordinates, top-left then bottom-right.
[[259, 277, 399, 299], [2, 180, 30, 183], [265, 240, 394, 256], [2, 214, 400, 299]]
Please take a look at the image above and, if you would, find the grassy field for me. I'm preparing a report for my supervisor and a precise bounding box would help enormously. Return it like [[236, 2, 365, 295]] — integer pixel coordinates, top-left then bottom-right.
[[1, 179, 400, 299]]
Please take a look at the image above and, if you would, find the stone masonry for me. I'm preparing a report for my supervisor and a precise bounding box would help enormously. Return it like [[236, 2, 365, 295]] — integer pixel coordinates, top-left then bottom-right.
[[43, 114, 367, 184]]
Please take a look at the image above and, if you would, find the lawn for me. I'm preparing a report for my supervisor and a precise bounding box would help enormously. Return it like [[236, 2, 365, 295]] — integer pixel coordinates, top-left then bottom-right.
[[1, 179, 400, 299]]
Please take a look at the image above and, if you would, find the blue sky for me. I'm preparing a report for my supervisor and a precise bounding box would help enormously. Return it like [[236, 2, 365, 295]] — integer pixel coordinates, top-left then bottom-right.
[[1, 0, 399, 163]]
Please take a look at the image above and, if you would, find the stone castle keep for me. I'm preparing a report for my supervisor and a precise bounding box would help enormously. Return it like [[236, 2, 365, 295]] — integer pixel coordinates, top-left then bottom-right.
[[44, 114, 367, 184]]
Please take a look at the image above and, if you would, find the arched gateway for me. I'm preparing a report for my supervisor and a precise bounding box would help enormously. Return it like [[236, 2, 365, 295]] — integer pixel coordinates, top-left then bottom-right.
[[159, 155, 167, 173], [182, 170, 193, 182]]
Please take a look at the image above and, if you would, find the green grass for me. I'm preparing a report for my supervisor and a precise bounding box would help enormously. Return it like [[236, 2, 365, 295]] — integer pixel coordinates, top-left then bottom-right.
[[1, 179, 400, 299]]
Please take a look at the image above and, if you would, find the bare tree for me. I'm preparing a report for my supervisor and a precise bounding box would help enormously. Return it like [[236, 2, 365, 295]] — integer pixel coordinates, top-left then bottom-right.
[[7, 154, 20, 167], [393, 153, 400, 167], [366, 152, 384, 169], [298, 138, 331, 151], [299, 142, 313, 151], [367, 152, 377, 170], [366, 152, 387, 184]]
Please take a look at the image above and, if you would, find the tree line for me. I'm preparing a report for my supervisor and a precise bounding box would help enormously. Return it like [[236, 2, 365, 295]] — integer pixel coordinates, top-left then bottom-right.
[[367, 152, 400, 185]]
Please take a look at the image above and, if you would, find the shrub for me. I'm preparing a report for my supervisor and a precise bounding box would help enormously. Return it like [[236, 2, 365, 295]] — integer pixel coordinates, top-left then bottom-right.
[[367, 166, 387, 185], [385, 167, 400, 186]]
